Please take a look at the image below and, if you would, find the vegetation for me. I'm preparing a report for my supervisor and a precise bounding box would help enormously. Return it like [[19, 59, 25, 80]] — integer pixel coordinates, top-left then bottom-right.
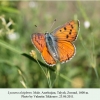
[[0, 1, 100, 88]]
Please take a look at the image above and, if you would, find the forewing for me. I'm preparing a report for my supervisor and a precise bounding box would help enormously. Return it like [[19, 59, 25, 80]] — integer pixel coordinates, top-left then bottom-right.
[[31, 33, 46, 52], [52, 20, 79, 42]]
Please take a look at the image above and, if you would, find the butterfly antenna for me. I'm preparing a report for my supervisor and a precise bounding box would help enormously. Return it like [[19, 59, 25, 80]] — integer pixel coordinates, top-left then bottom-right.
[[34, 24, 41, 31], [35, 25, 37, 27], [49, 19, 56, 32]]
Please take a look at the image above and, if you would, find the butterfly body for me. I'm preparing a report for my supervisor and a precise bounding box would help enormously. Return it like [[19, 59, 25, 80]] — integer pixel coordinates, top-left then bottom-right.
[[45, 32, 59, 61], [31, 20, 80, 66]]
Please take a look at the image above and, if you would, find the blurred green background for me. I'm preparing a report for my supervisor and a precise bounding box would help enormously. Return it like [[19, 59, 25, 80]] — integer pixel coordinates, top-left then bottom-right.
[[0, 1, 100, 88]]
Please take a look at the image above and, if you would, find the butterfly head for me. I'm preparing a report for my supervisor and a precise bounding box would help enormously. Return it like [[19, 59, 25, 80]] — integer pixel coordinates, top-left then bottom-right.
[[45, 32, 49, 35]]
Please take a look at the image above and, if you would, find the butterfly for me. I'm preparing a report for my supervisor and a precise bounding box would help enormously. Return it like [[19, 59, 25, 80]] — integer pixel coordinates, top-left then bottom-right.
[[31, 20, 80, 66]]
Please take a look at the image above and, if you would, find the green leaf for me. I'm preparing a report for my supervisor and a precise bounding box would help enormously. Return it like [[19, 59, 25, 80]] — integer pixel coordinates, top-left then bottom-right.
[[0, 6, 20, 14]]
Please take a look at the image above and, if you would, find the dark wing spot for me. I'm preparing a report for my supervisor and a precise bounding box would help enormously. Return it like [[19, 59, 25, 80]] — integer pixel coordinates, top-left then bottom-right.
[[64, 27, 67, 30], [60, 30, 62, 32], [66, 35, 69, 38], [69, 31, 71, 34], [71, 25, 73, 28], [69, 29, 72, 34]]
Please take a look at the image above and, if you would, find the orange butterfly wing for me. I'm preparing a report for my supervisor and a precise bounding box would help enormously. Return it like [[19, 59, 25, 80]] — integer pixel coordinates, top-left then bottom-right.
[[57, 41, 75, 63], [52, 20, 79, 42], [31, 33, 46, 52], [51, 20, 79, 63], [42, 46, 56, 66], [31, 33, 56, 66]]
